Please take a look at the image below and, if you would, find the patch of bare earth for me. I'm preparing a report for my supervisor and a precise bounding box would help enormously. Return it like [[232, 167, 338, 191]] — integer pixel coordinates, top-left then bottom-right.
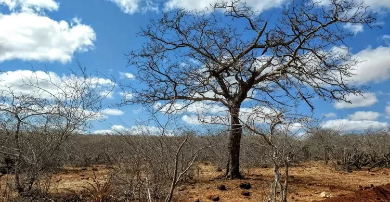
[[175, 161, 390, 202], [2, 162, 389, 201]]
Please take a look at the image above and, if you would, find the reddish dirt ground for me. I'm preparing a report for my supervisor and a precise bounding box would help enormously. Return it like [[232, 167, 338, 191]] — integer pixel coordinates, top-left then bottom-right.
[[1, 162, 390, 201], [176, 161, 390, 202], [321, 184, 390, 202]]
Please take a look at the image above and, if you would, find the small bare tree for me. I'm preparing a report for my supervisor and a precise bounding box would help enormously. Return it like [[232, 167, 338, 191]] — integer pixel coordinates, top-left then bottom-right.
[[242, 110, 307, 202], [125, 0, 376, 178]]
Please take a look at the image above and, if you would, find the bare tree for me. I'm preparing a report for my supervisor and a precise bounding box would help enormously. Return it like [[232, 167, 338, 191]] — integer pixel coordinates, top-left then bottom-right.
[[125, 0, 376, 178], [0, 67, 114, 196]]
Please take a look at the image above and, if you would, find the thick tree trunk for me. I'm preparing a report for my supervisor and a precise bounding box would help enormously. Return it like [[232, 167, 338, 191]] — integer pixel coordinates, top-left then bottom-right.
[[228, 106, 242, 179]]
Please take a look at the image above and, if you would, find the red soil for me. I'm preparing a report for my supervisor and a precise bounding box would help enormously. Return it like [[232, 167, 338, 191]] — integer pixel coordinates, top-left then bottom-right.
[[320, 183, 390, 202]]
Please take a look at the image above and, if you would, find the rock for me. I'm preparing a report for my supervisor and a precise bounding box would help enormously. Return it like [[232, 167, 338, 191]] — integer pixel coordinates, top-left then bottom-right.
[[194, 198, 200, 202], [239, 182, 252, 189], [319, 192, 331, 198], [217, 184, 227, 191], [241, 191, 250, 196], [206, 195, 220, 201]]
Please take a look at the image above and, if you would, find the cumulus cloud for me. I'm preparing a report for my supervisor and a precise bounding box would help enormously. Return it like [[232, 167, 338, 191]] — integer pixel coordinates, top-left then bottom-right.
[[359, 0, 390, 10], [109, 0, 158, 14], [323, 112, 337, 118], [93, 124, 174, 135], [111, 0, 390, 15], [177, 102, 276, 125], [348, 46, 390, 84], [110, 0, 287, 14], [0, 0, 59, 11], [321, 119, 388, 131], [164, 0, 286, 13], [100, 108, 124, 116], [347, 111, 380, 121], [343, 23, 364, 34], [0, 1, 96, 63], [0, 70, 115, 99], [334, 92, 378, 109], [119, 72, 135, 79], [280, 122, 304, 133], [119, 92, 133, 101], [99, 91, 114, 99], [181, 114, 228, 125], [154, 101, 227, 115], [318, 0, 390, 11]]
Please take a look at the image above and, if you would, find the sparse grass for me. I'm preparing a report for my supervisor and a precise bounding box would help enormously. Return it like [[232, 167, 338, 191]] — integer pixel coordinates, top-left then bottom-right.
[[81, 171, 113, 202]]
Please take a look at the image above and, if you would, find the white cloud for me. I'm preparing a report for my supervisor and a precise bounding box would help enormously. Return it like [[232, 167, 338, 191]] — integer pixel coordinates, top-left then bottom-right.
[[119, 92, 133, 101], [155, 101, 227, 115], [0, 70, 115, 99], [109, 0, 138, 14], [164, 0, 286, 13], [93, 129, 114, 134], [343, 23, 364, 34], [110, 0, 158, 14], [181, 115, 201, 125], [348, 46, 390, 84], [318, 0, 390, 11], [278, 122, 304, 133], [363, 0, 390, 10], [0, 0, 59, 11], [181, 114, 228, 125], [347, 111, 380, 121], [323, 112, 337, 118], [0, 3, 96, 63], [100, 108, 124, 116], [119, 72, 135, 79], [99, 91, 114, 99], [321, 119, 388, 131], [380, 35, 390, 46], [179, 104, 276, 125], [93, 124, 174, 136], [334, 92, 378, 109]]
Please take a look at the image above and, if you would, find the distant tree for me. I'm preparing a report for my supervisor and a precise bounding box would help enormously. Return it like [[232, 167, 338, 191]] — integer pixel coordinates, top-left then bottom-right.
[[126, 0, 376, 178]]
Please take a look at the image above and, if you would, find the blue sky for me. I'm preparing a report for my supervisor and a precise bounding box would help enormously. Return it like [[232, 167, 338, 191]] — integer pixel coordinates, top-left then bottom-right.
[[0, 0, 389, 134]]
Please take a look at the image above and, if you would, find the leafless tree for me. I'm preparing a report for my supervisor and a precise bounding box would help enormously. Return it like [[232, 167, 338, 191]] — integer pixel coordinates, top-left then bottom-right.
[[125, 0, 376, 179], [242, 110, 307, 202], [0, 67, 114, 196]]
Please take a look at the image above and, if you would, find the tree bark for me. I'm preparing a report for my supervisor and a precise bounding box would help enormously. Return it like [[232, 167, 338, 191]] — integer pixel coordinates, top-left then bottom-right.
[[14, 118, 24, 195], [228, 105, 242, 179]]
